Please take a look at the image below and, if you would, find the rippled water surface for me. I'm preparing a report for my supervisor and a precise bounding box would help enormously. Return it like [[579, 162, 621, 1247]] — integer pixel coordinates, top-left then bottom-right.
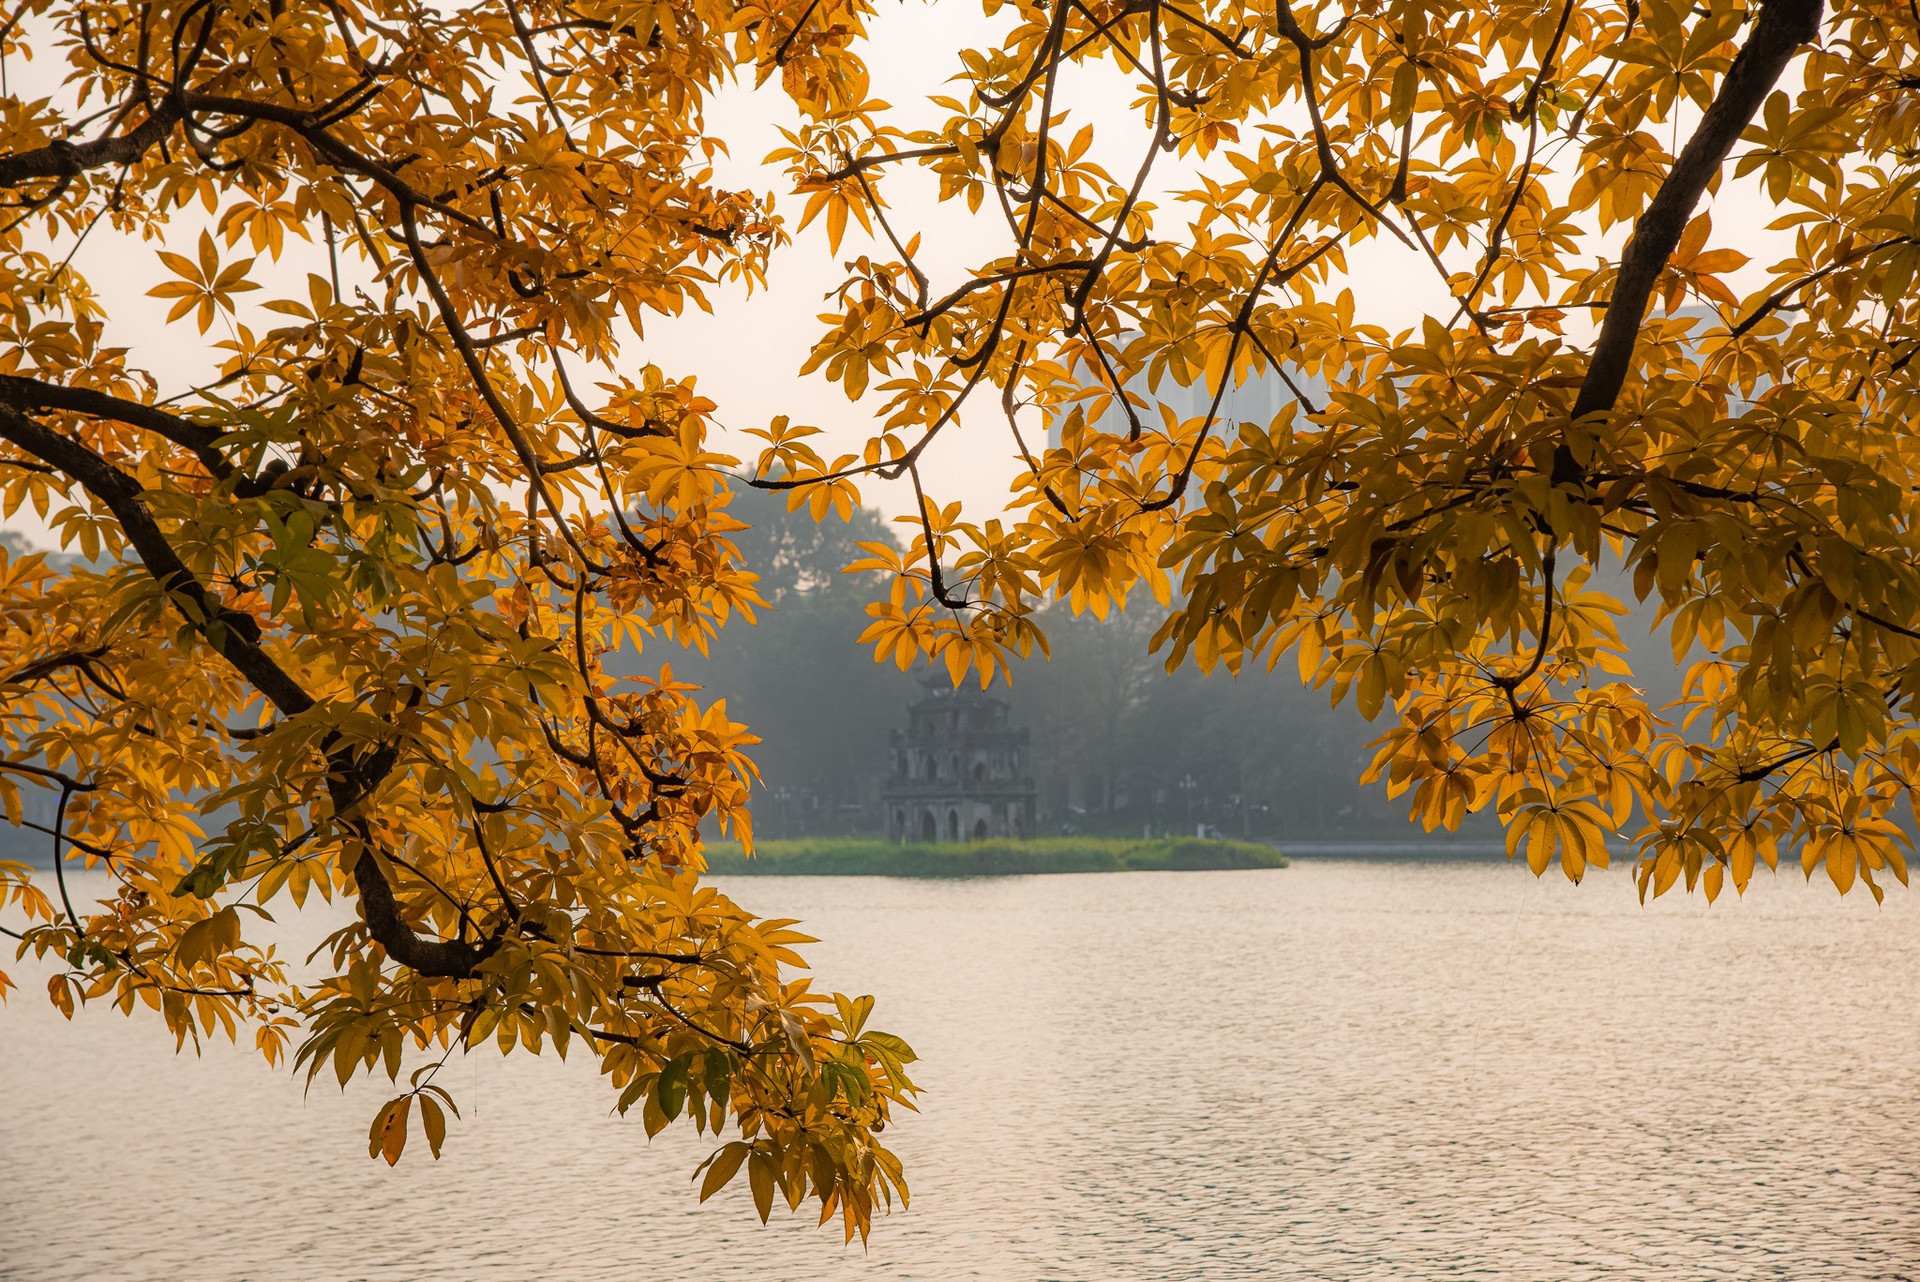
[[4, 858, 1918, 1281]]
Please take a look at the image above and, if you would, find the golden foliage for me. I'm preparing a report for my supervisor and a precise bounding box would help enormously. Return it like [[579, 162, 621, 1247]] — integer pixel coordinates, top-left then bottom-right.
[[5, 0, 1920, 1235], [755, 0, 1920, 903], [0, 0, 912, 1238]]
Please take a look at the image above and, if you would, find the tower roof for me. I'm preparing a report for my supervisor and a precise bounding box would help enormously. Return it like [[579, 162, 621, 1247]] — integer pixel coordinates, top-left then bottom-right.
[[913, 672, 1005, 706]]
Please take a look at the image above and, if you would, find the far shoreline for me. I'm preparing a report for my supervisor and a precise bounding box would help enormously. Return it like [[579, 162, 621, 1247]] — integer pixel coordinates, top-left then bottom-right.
[[700, 836, 1287, 878]]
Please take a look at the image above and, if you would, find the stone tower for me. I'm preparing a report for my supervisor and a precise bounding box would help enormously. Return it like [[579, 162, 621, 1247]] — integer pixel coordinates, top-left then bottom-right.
[[882, 675, 1037, 842]]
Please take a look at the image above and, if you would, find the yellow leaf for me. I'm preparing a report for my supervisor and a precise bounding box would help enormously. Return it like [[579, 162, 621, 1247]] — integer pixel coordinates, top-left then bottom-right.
[[748, 1150, 775, 1222], [369, 1097, 410, 1166], [420, 1095, 447, 1159], [699, 1141, 751, 1202]]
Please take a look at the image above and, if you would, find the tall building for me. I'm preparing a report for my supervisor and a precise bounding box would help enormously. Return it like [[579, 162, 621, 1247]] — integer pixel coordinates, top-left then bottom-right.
[[882, 676, 1037, 842]]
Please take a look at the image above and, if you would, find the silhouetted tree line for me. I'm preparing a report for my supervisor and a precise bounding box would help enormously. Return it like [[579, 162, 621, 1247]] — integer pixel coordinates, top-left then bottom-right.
[[650, 491, 1510, 842]]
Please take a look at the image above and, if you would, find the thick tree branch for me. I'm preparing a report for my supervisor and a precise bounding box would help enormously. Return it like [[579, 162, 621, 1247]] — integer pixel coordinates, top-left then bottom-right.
[[0, 104, 181, 188], [1570, 0, 1824, 424], [0, 375, 236, 481], [0, 405, 311, 713], [0, 404, 497, 979]]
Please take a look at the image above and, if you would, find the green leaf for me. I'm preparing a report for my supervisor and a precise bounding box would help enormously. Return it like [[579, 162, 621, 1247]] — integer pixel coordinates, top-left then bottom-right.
[[656, 1053, 691, 1121]]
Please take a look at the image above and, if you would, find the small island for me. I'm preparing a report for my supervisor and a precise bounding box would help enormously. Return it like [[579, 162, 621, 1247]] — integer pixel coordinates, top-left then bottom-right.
[[700, 837, 1288, 878]]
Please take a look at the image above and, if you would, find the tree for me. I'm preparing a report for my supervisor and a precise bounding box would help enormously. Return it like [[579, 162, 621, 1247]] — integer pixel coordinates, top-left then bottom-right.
[[0, 0, 915, 1236], [761, 0, 1920, 903], [643, 485, 919, 835], [664, 503, 1458, 841], [1018, 603, 1429, 838], [2, 0, 1916, 1237], [720, 478, 902, 609]]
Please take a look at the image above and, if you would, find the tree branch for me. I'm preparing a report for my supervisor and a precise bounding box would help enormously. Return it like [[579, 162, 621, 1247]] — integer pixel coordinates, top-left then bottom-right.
[[1569, 0, 1824, 424], [0, 403, 499, 979], [0, 375, 236, 481], [0, 103, 181, 188]]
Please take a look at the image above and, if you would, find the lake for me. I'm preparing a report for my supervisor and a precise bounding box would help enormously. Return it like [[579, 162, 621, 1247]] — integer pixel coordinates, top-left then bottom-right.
[[3, 858, 1917, 1281]]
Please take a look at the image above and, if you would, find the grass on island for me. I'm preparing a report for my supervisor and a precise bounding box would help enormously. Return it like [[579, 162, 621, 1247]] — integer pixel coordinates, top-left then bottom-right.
[[699, 836, 1287, 877]]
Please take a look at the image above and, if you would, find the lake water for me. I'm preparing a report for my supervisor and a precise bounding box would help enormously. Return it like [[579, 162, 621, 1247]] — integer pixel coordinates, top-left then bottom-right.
[[2, 858, 1917, 1281]]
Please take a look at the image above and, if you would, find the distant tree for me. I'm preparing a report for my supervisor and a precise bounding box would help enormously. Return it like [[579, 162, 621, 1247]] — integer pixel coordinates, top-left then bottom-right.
[[764, 0, 1920, 902], [726, 482, 900, 607], [1017, 607, 1162, 824], [1010, 604, 1431, 839], [674, 492, 1418, 842], [650, 487, 917, 833]]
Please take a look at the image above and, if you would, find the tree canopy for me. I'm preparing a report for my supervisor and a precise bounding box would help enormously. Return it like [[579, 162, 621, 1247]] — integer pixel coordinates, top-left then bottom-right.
[[0, 0, 914, 1236], [0, 0, 1916, 1238], [758, 0, 1919, 901]]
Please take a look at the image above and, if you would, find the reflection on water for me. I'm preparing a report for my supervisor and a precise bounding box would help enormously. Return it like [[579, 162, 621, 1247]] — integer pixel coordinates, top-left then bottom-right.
[[3, 858, 1917, 1281]]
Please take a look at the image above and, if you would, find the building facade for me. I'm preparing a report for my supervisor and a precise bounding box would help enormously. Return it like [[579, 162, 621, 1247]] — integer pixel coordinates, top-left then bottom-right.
[[882, 676, 1037, 842]]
